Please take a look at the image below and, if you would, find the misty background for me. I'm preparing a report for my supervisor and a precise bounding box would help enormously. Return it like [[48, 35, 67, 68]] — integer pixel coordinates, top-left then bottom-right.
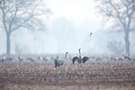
[[0, 0, 135, 56]]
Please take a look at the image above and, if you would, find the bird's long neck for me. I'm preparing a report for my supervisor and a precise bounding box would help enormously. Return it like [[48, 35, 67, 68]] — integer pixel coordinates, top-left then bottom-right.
[[65, 52, 68, 58], [79, 49, 82, 59]]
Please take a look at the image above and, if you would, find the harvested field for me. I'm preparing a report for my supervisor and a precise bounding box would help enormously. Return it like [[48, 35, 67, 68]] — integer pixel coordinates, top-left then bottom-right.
[[0, 61, 135, 90]]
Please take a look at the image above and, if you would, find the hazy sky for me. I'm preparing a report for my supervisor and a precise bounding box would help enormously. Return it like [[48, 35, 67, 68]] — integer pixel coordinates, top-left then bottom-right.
[[45, 0, 103, 26], [43, 0, 105, 54], [0, 0, 118, 55], [45, 0, 97, 18], [1, 0, 134, 55]]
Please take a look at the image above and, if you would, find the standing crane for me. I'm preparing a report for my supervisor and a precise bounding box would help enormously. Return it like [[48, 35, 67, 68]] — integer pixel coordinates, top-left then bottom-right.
[[72, 48, 89, 64]]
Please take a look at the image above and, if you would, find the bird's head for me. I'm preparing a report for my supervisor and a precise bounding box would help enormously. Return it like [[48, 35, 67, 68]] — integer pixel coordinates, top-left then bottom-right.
[[90, 32, 92, 37], [79, 48, 81, 52], [65, 52, 68, 55]]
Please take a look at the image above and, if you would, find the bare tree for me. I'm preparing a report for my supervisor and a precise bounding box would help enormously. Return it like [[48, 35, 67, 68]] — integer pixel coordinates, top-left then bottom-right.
[[0, 0, 49, 56], [95, 0, 135, 56]]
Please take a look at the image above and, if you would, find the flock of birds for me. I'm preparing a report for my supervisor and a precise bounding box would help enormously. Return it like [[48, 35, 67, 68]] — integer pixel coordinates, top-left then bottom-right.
[[0, 48, 135, 68], [0, 48, 90, 68], [0, 32, 135, 68]]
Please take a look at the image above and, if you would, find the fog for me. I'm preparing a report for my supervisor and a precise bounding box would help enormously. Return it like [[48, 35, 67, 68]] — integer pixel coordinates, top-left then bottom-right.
[[0, 0, 135, 55]]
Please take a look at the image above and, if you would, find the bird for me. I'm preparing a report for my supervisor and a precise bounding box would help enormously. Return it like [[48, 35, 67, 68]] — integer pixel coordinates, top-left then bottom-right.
[[65, 51, 68, 60], [82, 56, 89, 63], [124, 56, 132, 60], [72, 56, 79, 64], [27, 57, 35, 62], [72, 48, 89, 64], [0, 57, 5, 63], [18, 56, 23, 62], [90, 32, 92, 37], [2, 56, 6, 63], [54, 56, 64, 68]]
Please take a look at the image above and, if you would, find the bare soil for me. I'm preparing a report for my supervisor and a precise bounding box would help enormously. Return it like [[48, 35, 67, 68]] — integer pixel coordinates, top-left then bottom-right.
[[0, 61, 135, 90]]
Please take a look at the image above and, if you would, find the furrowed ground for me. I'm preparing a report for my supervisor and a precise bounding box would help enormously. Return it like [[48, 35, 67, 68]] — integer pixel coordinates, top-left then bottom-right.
[[0, 60, 135, 90]]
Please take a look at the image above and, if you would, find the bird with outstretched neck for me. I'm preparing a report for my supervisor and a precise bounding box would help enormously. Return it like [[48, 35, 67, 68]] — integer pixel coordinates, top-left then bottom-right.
[[72, 48, 89, 64]]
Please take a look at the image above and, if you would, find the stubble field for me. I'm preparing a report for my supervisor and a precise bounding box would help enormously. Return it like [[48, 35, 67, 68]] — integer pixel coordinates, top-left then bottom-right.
[[0, 60, 135, 90]]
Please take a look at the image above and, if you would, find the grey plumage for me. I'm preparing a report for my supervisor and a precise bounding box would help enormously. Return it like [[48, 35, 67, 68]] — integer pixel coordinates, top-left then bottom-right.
[[54, 56, 64, 68]]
